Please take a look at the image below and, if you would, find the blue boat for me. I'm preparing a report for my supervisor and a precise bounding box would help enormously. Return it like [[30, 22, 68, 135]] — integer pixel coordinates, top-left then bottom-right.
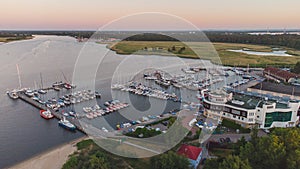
[[58, 117, 76, 131]]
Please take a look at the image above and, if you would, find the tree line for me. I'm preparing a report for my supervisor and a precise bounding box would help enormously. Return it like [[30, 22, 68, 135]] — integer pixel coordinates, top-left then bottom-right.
[[207, 33, 300, 50], [2, 31, 300, 50], [204, 128, 300, 169]]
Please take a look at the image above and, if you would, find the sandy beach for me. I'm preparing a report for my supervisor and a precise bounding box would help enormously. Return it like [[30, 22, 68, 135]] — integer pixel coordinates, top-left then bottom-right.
[[7, 136, 87, 169]]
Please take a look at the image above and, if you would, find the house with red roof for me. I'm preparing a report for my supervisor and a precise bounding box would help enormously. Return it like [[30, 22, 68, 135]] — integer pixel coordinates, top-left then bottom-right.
[[177, 144, 203, 169]]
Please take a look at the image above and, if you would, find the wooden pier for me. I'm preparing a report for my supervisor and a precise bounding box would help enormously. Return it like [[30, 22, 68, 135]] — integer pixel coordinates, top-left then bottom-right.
[[17, 92, 86, 134]]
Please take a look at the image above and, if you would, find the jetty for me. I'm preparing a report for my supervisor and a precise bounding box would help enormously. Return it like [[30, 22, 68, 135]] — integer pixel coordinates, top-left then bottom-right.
[[14, 89, 86, 133]]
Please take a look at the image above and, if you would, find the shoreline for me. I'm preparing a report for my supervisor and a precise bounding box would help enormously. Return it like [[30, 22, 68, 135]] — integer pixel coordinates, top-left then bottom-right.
[[7, 136, 88, 169], [0, 36, 34, 43]]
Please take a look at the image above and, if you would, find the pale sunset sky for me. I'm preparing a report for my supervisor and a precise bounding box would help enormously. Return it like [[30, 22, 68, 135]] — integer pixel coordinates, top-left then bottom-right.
[[0, 0, 299, 30]]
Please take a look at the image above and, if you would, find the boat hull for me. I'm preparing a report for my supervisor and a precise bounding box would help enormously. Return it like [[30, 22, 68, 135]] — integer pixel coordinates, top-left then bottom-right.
[[39, 110, 54, 119], [7, 92, 19, 99], [58, 122, 76, 131]]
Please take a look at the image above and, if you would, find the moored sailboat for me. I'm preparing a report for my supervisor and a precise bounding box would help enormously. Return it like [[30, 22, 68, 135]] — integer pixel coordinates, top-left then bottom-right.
[[6, 90, 19, 99]]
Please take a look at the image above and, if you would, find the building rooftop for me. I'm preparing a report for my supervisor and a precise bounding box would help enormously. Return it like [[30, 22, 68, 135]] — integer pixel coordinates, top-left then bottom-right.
[[206, 89, 294, 110], [226, 92, 290, 109], [250, 81, 300, 97], [256, 100, 289, 109], [177, 144, 202, 161], [226, 93, 261, 109], [264, 67, 299, 80]]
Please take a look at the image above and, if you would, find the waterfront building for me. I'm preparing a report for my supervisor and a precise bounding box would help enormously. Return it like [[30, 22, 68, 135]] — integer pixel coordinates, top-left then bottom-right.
[[203, 90, 300, 129]]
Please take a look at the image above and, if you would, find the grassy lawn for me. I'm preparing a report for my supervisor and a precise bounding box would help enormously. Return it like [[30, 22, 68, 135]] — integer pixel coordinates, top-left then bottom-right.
[[108, 41, 300, 67]]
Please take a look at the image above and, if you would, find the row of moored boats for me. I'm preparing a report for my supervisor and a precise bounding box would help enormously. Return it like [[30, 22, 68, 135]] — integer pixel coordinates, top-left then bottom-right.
[[83, 100, 129, 119], [112, 83, 181, 102], [39, 109, 76, 131]]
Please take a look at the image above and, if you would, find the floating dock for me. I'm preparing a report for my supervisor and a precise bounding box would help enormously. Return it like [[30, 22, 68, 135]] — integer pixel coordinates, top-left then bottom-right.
[[16, 91, 86, 134]]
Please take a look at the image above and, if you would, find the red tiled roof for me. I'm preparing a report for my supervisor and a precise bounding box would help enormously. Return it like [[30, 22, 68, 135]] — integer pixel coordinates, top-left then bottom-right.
[[264, 67, 299, 80], [177, 144, 202, 161]]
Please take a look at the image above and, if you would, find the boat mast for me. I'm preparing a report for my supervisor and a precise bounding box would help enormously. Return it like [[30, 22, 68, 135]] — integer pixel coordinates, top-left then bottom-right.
[[16, 64, 22, 89], [40, 73, 44, 89], [292, 86, 295, 100], [61, 71, 69, 83], [34, 80, 37, 89]]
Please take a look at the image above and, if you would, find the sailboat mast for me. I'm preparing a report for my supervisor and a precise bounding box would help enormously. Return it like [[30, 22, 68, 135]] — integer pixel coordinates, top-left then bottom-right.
[[61, 71, 69, 83], [16, 64, 22, 89], [292, 86, 295, 100], [40, 73, 44, 89]]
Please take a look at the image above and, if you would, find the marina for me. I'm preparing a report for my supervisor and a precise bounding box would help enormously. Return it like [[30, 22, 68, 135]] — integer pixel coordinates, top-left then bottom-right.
[[142, 70, 225, 91], [7, 81, 130, 133], [0, 35, 270, 168], [11, 87, 85, 133], [4, 52, 259, 135]]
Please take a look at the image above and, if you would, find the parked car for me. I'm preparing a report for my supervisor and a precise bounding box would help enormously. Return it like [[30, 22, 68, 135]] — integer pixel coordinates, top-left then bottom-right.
[[225, 137, 231, 143], [263, 129, 270, 134], [219, 138, 225, 143]]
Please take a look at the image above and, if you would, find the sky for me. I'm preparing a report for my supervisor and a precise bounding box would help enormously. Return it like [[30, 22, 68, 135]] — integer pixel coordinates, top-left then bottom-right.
[[0, 0, 300, 30]]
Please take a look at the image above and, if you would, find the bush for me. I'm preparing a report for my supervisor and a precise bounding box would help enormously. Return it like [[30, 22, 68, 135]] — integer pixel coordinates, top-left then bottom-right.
[[125, 128, 161, 138], [76, 139, 94, 150], [62, 156, 79, 169]]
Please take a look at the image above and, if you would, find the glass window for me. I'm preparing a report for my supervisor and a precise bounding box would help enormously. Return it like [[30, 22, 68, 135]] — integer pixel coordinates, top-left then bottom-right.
[[264, 111, 292, 127]]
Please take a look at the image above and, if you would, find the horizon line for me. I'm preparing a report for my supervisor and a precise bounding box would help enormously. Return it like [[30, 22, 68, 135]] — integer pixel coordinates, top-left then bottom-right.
[[1, 28, 300, 32]]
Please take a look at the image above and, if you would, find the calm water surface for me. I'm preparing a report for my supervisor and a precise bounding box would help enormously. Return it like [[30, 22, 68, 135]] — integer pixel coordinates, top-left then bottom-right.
[[228, 49, 292, 56]]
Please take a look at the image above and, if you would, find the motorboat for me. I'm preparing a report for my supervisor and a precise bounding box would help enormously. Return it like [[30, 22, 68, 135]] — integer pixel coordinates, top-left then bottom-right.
[[40, 109, 54, 119], [58, 117, 76, 131]]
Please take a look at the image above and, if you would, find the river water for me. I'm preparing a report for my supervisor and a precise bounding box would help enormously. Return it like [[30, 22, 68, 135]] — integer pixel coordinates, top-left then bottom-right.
[[0, 35, 238, 168], [228, 49, 292, 57]]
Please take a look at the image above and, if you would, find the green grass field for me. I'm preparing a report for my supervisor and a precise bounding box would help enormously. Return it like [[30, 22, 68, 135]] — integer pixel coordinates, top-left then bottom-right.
[[109, 41, 300, 67]]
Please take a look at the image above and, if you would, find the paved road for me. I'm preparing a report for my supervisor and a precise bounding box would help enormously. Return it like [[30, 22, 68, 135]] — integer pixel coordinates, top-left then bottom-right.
[[235, 77, 265, 91]]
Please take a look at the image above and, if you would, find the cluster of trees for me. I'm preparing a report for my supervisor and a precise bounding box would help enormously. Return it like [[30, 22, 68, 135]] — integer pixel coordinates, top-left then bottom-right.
[[0, 32, 27, 37], [125, 127, 162, 138], [63, 147, 111, 169], [167, 46, 186, 54], [124, 33, 179, 41], [151, 151, 190, 169], [63, 139, 191, 169], [204, 128, 300, 169], [0, 32, 32, 41], [292, 61, 300, 74], [207, 33, 300, 50]]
